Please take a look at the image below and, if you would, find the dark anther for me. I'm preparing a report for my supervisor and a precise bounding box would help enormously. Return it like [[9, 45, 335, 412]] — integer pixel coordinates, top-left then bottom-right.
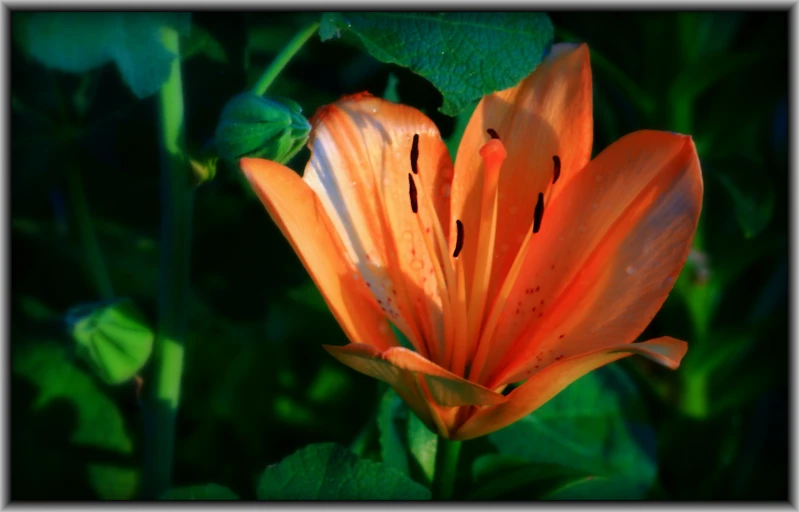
[[408, 173, 418, 214], [410, 134, 420, 174], [453, 220, 465, 258], [533, 192, 545, 233], [552, 155, 561, 184], [487, 128, 500, 140]]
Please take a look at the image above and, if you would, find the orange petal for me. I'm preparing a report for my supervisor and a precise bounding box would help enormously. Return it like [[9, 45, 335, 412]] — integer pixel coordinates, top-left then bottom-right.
[[452, 337, 686, 440], [450, 43, 593, 328], [304, 94, 454, 361], [478, 131, 702, 386], [323, 343, 507, 408], [240, 158, 396, 351]]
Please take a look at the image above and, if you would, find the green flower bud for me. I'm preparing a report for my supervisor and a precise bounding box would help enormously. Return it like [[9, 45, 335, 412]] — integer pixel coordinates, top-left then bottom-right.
[[66, 298, 154, 385], [215, 92, 311, 166]]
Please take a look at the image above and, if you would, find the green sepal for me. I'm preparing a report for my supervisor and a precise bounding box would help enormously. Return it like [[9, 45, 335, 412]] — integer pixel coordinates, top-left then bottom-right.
[[214, 92, 311, 167], [66, 297, 154, 385]]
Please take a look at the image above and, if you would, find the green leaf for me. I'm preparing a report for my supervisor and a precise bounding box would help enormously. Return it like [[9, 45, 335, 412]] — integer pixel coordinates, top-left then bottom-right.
[[407, 412, 437, 485], [66, 298, 154, 385], [488, 364, 657, 499], [160, 484, 239, 500], [322, 12, 553, 115], [13, 341, 138, 499], [181, 24, 228, 63], [319, 13, 342, 41], [377, 389, 410, 474], [16, 12, 190, 98], [256, 443, 431, 500], [669, 52, 759, 104]]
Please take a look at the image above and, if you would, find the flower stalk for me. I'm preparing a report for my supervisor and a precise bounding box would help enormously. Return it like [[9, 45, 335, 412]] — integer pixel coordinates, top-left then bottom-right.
[[432, 437, 461, 500], [252, 21, 320, 96], [142, 26, 193, 499]]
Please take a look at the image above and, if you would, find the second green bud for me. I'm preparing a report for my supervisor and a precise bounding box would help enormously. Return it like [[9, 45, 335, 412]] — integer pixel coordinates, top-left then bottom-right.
[[215, 92, 311, 167]]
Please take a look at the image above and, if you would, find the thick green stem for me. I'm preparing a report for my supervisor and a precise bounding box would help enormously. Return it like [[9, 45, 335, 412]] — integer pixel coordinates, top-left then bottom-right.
[[142, 27, 193, 499], [66, 163, 114, 300], [252, 21, 319, 96], [432, 437, 461, 500]]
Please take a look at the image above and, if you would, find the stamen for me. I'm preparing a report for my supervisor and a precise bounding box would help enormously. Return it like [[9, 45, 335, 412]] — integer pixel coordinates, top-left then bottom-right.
[[552, 155, 561, 184], [487, 128, 500, 140], [453, 220, 464, 258], [533, 192, 545, 233], [408, 173, 418, 213], [410, 134, 420, 174]]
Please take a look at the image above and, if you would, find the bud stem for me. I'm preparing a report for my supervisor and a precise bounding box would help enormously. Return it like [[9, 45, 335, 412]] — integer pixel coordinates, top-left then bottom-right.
[[142, 26, 193, 499], [252, 21, 320, 96]]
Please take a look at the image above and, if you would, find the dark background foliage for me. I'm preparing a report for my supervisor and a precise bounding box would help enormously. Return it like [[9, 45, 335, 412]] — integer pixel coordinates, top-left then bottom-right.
[[10, 11, 788, 500]]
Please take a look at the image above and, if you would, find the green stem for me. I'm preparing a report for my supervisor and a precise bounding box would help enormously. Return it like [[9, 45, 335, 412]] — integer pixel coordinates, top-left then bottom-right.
[[65, 163, 114, 300], [432, 437, 461, 500], [251, 21, 320, 96], [142, 26, 193, 499]]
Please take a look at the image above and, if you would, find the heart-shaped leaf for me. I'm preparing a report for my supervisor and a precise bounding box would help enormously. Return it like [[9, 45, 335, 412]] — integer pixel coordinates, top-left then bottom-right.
[[16, 12, 190, 98], [488, 364, 657, 499], [257, 443, 430, 500], [321, 12, 553, 116]]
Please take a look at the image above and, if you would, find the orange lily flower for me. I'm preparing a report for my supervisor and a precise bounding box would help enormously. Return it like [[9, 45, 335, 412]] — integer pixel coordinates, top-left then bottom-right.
[[240, 43, 703, 440]]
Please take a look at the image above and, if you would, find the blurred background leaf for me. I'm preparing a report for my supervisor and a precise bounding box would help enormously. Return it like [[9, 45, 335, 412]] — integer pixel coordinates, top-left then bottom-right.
[[15, 12, 191, 98]]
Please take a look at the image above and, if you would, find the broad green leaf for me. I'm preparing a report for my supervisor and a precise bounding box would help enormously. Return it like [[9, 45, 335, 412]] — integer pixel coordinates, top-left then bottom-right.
[[319, 13, 341, 41], [489, 364, 657, 499], [256, 443, 430, 500], [377, 389, 410, 474], [161, 484, 239, 500], [321, 12, 553, 115], [15, 12, 190, 98], [66, 298, 154, 385], [13, 341, 137, 499], [407, 413, 437, 485]]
